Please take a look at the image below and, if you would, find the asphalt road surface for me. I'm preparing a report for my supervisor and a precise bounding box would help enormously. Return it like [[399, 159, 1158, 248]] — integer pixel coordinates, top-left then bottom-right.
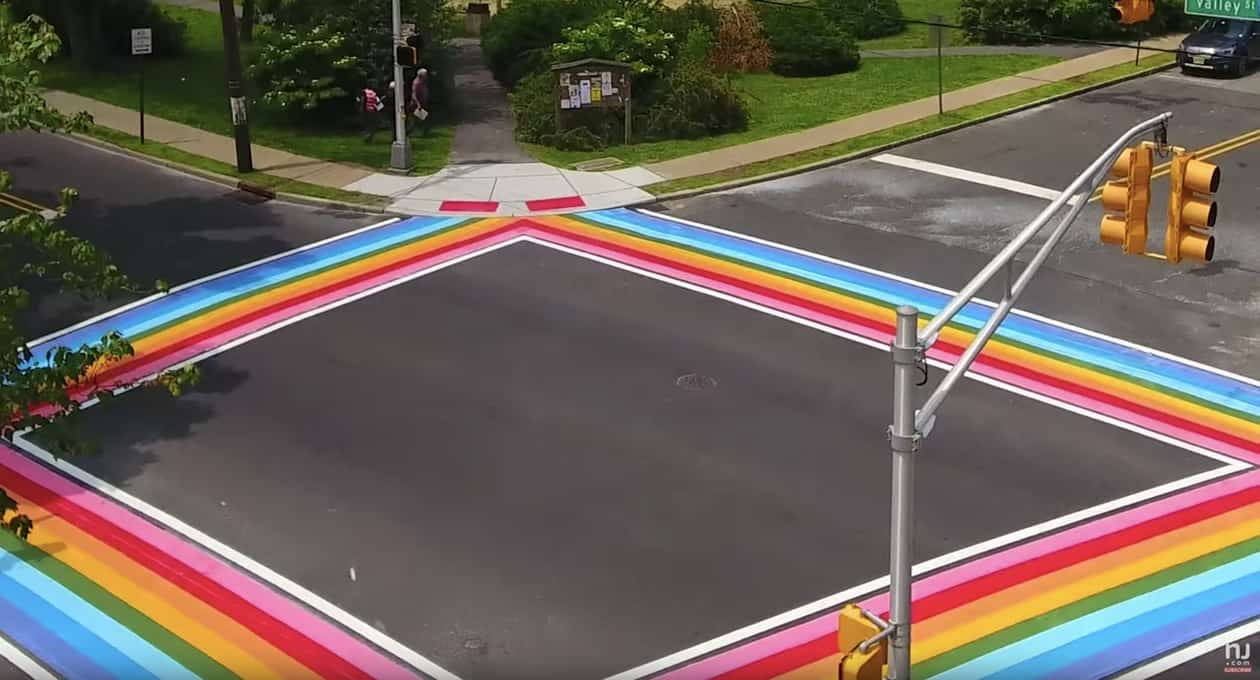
[[0, 131, 379, 337], [57, 242, 1214, 679], [652, 67, 1260, 379]]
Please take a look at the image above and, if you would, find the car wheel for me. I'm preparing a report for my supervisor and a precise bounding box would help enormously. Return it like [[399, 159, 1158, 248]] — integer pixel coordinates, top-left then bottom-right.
[[1235, 56, 1248, 78]]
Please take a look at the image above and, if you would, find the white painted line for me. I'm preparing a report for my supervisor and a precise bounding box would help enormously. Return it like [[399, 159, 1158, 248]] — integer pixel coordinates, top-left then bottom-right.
[[1113, 616, 1260, 679], [871, 153, 1078, 203], [603, 464, 1241, 680], [0, 635, 55, 680], [11, 434, 462, 680], [635, 208, 1260, 390], [26, 217, 401, 348]]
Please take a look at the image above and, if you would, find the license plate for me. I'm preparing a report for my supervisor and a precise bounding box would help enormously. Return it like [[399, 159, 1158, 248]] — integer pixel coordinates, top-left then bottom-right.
[[1193, 56, 1209, 64]]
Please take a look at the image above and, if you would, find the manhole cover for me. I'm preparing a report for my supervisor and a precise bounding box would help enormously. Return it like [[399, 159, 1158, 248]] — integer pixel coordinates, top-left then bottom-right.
[[676, 373, 717, 391]]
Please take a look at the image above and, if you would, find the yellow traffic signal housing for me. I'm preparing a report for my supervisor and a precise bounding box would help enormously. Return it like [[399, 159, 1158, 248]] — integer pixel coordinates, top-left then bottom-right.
[[1111, 0, 1154, 23], [838, 605, 887, 680], [1099, 144, 1153, 255], [1166, 149, 1219, 263]]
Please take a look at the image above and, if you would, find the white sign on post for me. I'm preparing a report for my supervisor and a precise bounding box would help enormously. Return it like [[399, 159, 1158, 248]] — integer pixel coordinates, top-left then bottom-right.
[[131, 28, 153, 56], [401, 22, 416, 38]]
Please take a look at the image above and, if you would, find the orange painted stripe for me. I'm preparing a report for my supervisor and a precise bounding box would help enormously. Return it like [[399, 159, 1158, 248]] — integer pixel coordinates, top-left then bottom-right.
[[5, 488, 313, 679]]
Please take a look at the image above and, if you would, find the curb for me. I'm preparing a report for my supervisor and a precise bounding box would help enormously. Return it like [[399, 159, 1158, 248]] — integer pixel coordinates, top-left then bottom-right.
[[642, 59, 1177, 205], [67, 132, 394, 216]]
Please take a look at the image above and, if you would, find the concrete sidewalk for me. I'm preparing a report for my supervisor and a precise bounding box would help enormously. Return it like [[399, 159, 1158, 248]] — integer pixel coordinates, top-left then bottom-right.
[[645, 35, 1184, 181], [43, 90, 373, 188]]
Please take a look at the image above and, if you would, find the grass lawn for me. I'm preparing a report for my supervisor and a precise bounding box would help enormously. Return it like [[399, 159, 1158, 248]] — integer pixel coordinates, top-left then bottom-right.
[[36, 5, 451, 175], [526, 53, 1057, 169], [861, 0, 964, 50], [646, 53, 1176, 195]]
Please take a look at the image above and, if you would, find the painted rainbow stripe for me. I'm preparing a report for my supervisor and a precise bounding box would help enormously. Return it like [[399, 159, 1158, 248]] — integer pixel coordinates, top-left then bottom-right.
[[10, 208, 1260, 679]]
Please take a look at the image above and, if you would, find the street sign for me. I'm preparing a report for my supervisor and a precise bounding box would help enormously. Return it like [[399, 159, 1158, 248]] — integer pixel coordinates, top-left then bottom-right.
[[1184, 0, 1260, 20], [402, 22, 416, 38], [131, 27, 153, 55]]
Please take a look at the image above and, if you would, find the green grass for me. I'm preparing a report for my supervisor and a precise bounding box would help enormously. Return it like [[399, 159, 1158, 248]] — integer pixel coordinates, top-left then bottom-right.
[[36, 5, 452, 175], [525, 53, 1057, 169], [646, 53, 1176, 195], [861, 0, 964, 50], [86, 125, 390, 208]]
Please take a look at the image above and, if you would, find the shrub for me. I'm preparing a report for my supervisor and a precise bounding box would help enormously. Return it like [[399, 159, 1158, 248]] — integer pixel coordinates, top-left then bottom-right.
[[551, 5, 676, 78], [656, 0, 722, 42], [711, 1, 771, 73], [819, 0, 904, 40], [481, 0, 615, 89], [248, 0, 455, 126], [758, 3, 860, 77], [645, 60, 748, 140], [509, 69, 559, 143], [958, 0, 1191, 43]]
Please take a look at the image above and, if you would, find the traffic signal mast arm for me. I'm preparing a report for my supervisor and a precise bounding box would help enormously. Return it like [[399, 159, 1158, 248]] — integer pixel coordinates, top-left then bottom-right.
[[841, 111, 1176, 680]]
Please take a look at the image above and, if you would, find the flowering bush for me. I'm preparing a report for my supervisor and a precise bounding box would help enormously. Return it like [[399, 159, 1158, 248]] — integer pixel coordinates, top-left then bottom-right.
[[248, 24, 361, 117], [550, 7, 674, 77]]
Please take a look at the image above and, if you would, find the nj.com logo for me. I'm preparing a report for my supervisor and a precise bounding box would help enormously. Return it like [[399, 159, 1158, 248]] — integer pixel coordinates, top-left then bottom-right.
[[1227, 642, 1253, 674]]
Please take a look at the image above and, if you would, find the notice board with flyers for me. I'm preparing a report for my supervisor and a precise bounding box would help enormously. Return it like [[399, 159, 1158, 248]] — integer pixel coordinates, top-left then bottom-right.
[[551, 58, 633, 144]]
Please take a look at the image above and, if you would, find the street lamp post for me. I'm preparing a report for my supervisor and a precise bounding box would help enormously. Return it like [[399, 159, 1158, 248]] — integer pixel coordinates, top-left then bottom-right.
[[390, 0, 412, 171]]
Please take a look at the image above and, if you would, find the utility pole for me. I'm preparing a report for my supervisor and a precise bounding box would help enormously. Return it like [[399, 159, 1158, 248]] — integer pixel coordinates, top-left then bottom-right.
[[218, 0, 253, 172], [390, 0, 412, 171]]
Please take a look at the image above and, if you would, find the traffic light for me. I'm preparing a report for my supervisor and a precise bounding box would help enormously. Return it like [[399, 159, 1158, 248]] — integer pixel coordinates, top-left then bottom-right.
[[838, 605, 887, 680], [1165, 148, 1219, 263], [1110, 0, 1154, 23], [1099, 143, 1153, 255], [395, 45, 418, 67]]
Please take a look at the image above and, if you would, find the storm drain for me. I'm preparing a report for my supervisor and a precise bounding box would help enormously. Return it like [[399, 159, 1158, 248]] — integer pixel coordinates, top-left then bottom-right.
[[676, 373, 718, 391]]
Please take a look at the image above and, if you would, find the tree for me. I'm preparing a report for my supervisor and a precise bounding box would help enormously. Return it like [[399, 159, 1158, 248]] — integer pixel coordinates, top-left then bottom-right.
[[0, 11, 197, 538]]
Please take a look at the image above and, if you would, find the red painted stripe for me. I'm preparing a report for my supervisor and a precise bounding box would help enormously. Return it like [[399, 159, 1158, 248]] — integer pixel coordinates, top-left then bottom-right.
[[713, 634, 836, 680], [0, 463, 369, 680], [76, 226, 514, 396], [905, 482, 1260, 622], [526, 196, 585, 212], [530, 222, 1260, 457], [440, 200, 499, 213]]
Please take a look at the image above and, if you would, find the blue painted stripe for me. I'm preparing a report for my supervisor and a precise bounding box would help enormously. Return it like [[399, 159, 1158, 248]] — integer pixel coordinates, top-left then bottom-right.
[[0, 572, 153, 679], [26, 216, 463, 367], [595, 209, 1260, 415], [0, 546, 183, 680], [972, 558, 1260, 678], [1050, 587, 1260, 679], [0, 588, 103, 679], [931, 550, 1260, 679]]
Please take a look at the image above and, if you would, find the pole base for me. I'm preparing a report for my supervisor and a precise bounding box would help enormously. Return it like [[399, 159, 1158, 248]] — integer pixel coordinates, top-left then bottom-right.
[[390, 140, 412, 172]]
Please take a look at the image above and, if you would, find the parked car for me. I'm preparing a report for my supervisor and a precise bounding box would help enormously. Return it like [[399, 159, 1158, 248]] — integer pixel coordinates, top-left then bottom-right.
[[1178, 18, 1260, 77]]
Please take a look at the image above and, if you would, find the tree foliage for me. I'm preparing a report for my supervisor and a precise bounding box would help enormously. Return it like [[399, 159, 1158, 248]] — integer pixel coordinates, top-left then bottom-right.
[[250, 0, 456, 126], [0, 12, 198, 539], [7, 0, 188, 67]]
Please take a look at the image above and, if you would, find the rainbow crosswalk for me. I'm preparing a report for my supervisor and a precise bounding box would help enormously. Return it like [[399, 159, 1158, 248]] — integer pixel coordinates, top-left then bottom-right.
[[5, 208, 1259, 679]]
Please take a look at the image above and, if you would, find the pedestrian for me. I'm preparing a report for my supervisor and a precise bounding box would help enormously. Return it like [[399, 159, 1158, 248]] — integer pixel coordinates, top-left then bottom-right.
[[409, 68, 431, 137], [359, 82, 385, 143]]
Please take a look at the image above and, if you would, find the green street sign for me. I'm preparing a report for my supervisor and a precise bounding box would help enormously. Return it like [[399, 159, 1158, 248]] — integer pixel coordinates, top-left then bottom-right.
[[1185, 0, 1260, 20]]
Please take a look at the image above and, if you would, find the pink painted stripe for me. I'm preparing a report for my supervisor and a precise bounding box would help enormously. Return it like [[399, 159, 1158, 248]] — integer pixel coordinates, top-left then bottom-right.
[[0, 443, 423, 678], [659, 470, 1260, 679], [439, 200, 499, 213], [86, 229, 525, 392], [526, 196, 585, 212]]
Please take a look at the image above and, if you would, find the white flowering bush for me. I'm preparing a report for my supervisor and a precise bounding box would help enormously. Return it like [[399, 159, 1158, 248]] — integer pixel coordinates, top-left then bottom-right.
[[550, 7, 674, 77]]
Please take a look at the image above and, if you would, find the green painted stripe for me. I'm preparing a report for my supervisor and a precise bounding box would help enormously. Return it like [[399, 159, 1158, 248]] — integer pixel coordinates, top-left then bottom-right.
[[914, 533, 1260, 677], [0, 530, 235, 679], [570, 215, 1260, 427], [129, 220, 473, 343]]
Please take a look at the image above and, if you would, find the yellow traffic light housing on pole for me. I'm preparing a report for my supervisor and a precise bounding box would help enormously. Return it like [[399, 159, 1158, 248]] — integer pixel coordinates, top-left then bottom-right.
[[1099, 143, 1153, 255], [1166, 148, 1219, 263], [838, 605, 888, 680], [1111, 0, 1154, 23]]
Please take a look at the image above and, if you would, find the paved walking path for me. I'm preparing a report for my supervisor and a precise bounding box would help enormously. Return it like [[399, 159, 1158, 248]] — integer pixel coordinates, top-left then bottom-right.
[[448, 37, 533, 164], [43, 34, 1182, 213], [645, 35, 1184, 181]]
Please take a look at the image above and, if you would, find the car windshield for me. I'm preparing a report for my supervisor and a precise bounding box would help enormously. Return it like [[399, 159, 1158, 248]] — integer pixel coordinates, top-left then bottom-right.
[[1198, 18, 1251, 37]]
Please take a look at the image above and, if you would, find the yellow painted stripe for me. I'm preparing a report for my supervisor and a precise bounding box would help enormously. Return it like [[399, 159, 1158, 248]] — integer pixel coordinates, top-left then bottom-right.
[[913, 510, 1260, 661], [553, 217, 1260, 443], [0, 195, 33, 213], [6, 489, 311, 679], [0, 191, 49, 212], [96, 218, 513, 377]]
